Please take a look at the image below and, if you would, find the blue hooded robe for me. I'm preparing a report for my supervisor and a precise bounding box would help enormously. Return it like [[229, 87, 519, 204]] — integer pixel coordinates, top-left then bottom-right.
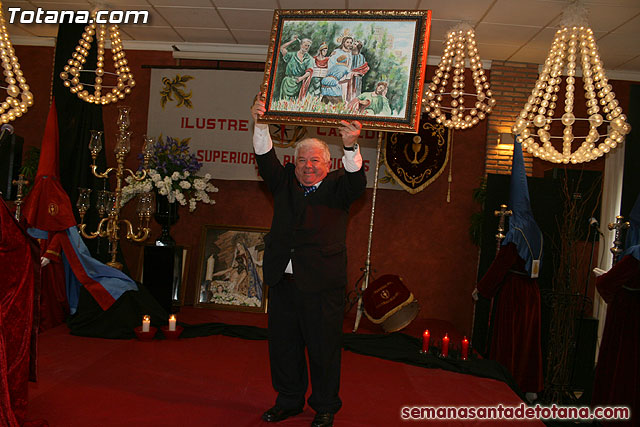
[[476, 139, 543, 393]]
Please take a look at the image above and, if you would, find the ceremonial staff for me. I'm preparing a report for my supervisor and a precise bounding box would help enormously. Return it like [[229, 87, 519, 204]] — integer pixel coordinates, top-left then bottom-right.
[[471, 203, 512, 351], [12, 174, 29, 221], [352, 131, 384, 333], [494, 204, 512, 253], [608, 215, 630, 265], [487, 205, 513, 345]]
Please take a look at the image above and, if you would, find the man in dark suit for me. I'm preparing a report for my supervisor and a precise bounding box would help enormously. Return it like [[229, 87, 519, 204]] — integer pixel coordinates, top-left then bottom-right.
[[251, 95, 366, 427]]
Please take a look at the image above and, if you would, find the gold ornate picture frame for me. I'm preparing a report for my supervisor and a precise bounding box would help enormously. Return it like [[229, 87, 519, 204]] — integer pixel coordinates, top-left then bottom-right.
[[195, 225, 268, 313], [259, 9, 432, 133]]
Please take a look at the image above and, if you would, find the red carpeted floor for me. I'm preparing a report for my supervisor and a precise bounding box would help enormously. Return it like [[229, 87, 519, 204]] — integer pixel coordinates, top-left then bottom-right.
[[26, 308, 542, 426]]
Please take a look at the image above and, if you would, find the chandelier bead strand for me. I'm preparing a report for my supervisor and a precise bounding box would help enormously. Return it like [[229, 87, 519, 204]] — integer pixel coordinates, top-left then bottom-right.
[[60, 16, 135, 105], [422, 23, 494, 131], [512, 3, 630, 164]]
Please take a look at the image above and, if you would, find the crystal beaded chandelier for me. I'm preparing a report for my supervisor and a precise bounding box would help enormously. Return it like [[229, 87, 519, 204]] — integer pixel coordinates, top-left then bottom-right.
[[0, 4, 34, 123], [59, 18, 135, 105], [422, 23, 495, 130], [511, 3, 630, 164]]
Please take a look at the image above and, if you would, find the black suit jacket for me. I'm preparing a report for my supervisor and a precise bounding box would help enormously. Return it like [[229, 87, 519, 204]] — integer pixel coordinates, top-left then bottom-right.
[[257, 148, 366, 292]]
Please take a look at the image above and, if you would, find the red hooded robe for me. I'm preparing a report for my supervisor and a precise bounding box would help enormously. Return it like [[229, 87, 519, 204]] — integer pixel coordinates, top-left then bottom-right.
[[22, 101, 73, 330]]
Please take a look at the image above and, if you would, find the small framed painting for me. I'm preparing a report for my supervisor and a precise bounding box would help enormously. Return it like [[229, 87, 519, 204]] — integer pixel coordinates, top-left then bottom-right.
[[195, 225, 268, 313]]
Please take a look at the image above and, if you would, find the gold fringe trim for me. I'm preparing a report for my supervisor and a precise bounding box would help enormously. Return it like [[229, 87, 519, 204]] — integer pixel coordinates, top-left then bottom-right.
[[364, 293, 415, 324]]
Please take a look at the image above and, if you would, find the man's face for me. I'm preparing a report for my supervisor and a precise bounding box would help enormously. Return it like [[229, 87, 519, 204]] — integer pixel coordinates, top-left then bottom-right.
[[300, 41, 311, 53], [375, 84, 386, 95], [295, 145, 330, 186], [343, 38, 353, 51]]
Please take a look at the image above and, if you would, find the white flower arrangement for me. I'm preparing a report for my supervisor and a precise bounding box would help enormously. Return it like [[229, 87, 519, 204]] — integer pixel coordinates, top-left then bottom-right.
[[120, 136, 218, 212], [209, 280, 261, 307]]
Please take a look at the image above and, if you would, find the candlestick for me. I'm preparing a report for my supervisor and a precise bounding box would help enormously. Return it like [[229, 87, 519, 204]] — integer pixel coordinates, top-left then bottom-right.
[[142, 315, 150, 333], [421, 329, 430, 353], [441, 333, 450, 357], [461, 336, 469, 360], [76, 109, 154, 270], [169, 315, 176, 332]]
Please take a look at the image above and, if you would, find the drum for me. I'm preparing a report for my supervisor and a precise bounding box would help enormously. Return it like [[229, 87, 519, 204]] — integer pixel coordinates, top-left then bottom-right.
[[362, 274, 420, 333]]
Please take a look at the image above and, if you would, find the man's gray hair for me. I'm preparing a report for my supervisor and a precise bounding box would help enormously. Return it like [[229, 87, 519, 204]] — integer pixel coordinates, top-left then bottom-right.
[[295, 138, 331, 162]]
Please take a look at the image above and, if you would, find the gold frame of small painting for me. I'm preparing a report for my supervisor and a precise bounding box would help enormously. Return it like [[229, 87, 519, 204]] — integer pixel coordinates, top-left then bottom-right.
[[258, 9, 432, 133]]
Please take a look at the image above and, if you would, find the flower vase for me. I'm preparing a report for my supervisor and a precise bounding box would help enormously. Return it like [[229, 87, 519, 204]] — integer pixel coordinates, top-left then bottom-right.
[[154, 193, 179, 246]]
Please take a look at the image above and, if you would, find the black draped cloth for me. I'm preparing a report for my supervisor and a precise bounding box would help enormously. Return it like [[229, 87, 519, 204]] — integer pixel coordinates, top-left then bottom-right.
[[53, 24, 113, 265]]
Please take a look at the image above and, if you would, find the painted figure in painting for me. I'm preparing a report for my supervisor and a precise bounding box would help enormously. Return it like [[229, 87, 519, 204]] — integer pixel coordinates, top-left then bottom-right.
[[209, 240, 263, 306], [278, 35, 314, 101], [349, 81, 392, 116], [347, 40, 369, 102], [324, 35, 354, 102], [320, 54, 352, 105], [232, 240, 263, 301], [303, 42, 330, 99], [329, 34, 353, 68]]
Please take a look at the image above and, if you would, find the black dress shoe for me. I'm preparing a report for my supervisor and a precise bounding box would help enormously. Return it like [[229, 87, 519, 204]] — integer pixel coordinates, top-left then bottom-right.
[[311, 412, 334, 427], [262, 405, 303, 422]]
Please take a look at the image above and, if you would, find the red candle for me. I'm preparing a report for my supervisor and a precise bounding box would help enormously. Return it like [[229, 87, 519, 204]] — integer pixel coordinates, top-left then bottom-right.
[[441, 333, 450, 357], [461, 336, 469, 360], [422, 329, 430, 352]]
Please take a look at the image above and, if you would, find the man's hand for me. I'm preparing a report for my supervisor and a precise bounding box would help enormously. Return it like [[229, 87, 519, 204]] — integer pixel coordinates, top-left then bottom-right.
[[41, 257, 50, 267], [472, 288, 479, 301], [251, 93, 266, 122], [339, 120, 362, 147]]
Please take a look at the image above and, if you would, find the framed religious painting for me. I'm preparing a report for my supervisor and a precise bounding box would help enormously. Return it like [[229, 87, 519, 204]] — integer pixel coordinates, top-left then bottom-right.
[[258, 9, 432, 133], [195, 225, 268, 313]]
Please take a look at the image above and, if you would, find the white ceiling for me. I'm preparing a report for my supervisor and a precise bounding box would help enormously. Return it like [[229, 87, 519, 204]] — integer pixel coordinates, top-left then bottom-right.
[[4, 0, 640, 80]]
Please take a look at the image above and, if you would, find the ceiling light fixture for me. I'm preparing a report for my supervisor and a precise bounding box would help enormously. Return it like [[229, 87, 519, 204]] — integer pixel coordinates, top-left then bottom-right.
[[0, 5, 34, 123], [59, 17, 135, 105], [511, 2, 631, 164], [422, 22, 495, 130]]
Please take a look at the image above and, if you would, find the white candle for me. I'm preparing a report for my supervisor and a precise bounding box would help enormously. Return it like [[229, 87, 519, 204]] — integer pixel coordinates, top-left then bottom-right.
[[205, 255, 215, 281], [142, 315, 150, 332], [168, 315, 176, 331]]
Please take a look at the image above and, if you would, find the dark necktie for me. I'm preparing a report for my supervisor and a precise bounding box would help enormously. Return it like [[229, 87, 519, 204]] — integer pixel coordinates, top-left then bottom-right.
[[302, 185, 317, 196]]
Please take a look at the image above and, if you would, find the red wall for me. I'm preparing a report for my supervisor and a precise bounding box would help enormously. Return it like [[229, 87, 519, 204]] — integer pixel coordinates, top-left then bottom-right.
[[13, 44, 493, 336], [10, 46, 54, 151]]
